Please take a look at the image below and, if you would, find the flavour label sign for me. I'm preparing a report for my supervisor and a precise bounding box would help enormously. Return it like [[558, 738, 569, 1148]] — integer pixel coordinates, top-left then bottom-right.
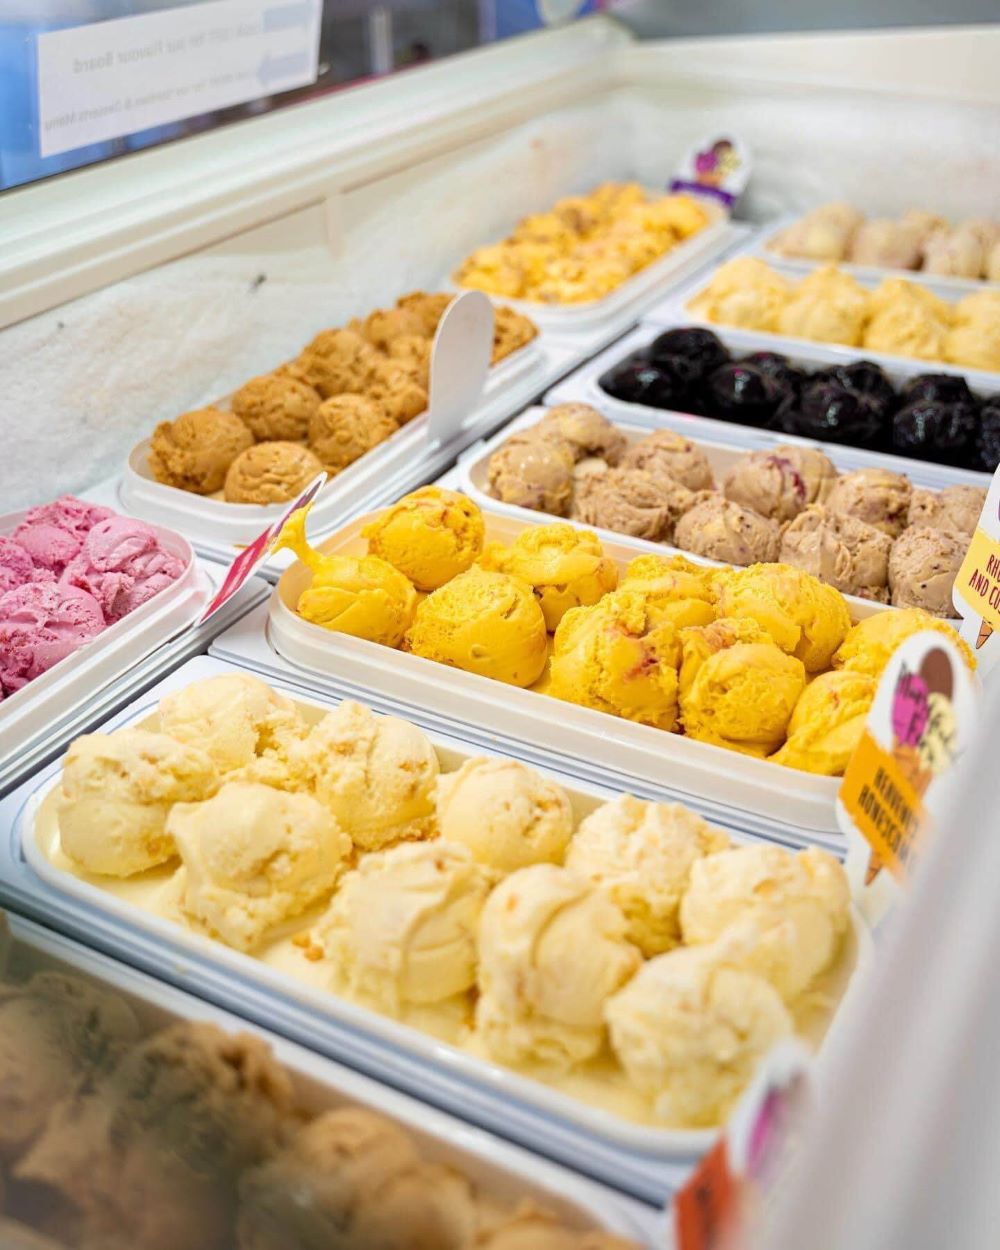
[[37, 0, 321, 158], [953, 463, 1000, 671]]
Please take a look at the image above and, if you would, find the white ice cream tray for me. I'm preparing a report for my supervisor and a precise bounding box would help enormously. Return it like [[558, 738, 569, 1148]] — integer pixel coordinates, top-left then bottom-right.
[[545, 322, 996, 490], [0, 907, 654, 1243], [3, 655, 871, 1207]]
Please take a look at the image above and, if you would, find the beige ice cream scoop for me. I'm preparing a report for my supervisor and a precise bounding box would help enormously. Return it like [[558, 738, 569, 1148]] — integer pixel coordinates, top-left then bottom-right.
[[58, 728, 217, 877], [826, 467, 913, 538], [535, 403, 627, 465], [317, 841, 491, 1011], [292, 700, 438, 850], [435, 757, 573, 873], [224, 441, 324, 504], [889, 525, 966, 617], [476, 864, 641, 1068], [908, 485, 986, 537], [238, 1107, 480, 1250], [680, 843, 850, 1001], [148, 407, 253, 495], [308, 394, 397, 474], [159, 672, 306, 784], [488, 432, 575, 516], [565, 795, 729, 957], [780, 504, 892, 601], [605, 934, 793, 1128], [674, 494, 781, 566], [848, 219, 923, 270], [0, 971, 139, 1162], [573, 466, 694, 542], [170, 782, 351, 952], [621, 429, 713, 492], [723, 449, 816, 523], [231, 373, 320, 442]]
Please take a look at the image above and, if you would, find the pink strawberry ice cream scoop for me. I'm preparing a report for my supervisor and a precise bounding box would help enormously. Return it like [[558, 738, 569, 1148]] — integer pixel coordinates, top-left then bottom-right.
[[13, 497, 113, 575], [0, 536, 51, 595], [0, 582, 105, 695], [62, 517, 185, 623]]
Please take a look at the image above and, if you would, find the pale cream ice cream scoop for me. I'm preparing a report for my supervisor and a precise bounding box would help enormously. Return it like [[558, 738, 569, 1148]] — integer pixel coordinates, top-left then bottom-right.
[[308, 394, 397, 474], [476, 864, 641, 1068], [487, 433, 575, 516], [58, 728, 217, 876], [674, 495, 781, 567], [621, 429, 714, 492], [680, 844, 850, 1001], [723, 446, 836, 523], [535, 404, 627, 465], [480, 523, 619, 631], [148, 407, 254, 495], [362, 486, 485, 591], [565, 795, 729, 956], [849, 219, 922, 270], [292, 700, 438, 850], [780, 505, 892, 602], [0, 971, 139, 1162], [889, 525, 966, 617], [605, 935, 793, 1128], [170, 782, 351, 952], [237, 1107, 480, 1250], [573, 467, 695, 543], [159, 672, 306, 785], [908, 485, 986, 537], [17, 1021, 294, 1250], [223, 441, 324, 504], [317, 841, 491, 1011], [435, 757, 573, 873], [231, 373, 321, 442]]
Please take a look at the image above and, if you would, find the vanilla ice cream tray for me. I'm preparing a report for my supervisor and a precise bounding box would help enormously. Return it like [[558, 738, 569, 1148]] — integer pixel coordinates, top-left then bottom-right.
[[118, 335, 577, 580], [545, 321, 996, 490], [207, 503, 885, 846], [643, 262, 1000, 385], [456, 404, 966, 619], [445, 199, 741, 340], [0, 907, 654, 1242], [2, 656, 871, 1207], [749, 215, 1000, 295], [0, 511, 215, 795]]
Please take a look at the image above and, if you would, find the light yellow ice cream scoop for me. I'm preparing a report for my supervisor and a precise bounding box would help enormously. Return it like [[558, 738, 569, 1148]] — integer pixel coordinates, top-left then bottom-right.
[[362, 487, 485, 592], [316, 841, 491, 1012], [170, 781, 351, 953], [770, 669, 877, 776], [274, 505, 417, 647], [716, 562, 851, 672], [404, 565, 548, 688], [548, 588, 681, 730], [679, 617, 806, 757], [480, 523, 618, 631], [476, 863, 641, 1068], [680, 844, 850, 1002]]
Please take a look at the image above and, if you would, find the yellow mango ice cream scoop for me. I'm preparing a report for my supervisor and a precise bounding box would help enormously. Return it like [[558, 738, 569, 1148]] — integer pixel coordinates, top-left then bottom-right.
[[480, 523, 618, 631], [362, 486, 485, 592], [274, 505, 417, 647], [404, 565, 547, 687]]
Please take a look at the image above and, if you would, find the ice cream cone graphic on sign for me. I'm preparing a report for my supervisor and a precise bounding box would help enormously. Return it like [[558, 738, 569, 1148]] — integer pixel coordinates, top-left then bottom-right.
[[977, 618, 993, 650]]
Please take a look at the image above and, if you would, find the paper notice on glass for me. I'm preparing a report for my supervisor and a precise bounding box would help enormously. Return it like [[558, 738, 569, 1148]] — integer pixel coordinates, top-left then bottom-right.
[[36, 0, 321, 159]]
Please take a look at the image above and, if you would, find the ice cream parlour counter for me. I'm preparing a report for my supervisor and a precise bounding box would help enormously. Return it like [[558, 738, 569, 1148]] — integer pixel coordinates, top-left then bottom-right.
[[545, 323, 997, 488], [2, 657, 870, 1207], [0, 907, 653, 1248]]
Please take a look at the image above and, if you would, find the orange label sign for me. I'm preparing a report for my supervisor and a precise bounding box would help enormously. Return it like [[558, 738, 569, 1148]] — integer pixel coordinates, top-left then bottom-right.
[[673, 1138, 740, 1250], [839, 729, 928, 881]]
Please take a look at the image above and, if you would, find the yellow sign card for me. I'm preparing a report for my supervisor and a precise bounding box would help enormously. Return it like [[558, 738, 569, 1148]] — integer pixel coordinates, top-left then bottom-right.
[[955, 525, 1000, 636], [839, 729, 928, 881]]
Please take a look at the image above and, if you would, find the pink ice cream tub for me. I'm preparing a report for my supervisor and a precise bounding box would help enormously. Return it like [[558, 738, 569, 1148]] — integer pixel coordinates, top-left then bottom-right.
[[0, 508, 211, 768]]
